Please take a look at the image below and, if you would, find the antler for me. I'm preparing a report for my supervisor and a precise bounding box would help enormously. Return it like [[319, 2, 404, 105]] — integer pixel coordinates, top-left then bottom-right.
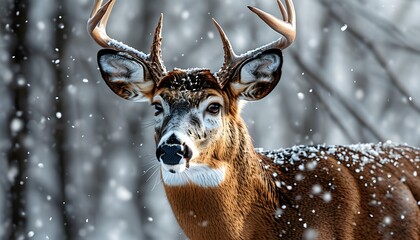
[[214, 0, 296, 86], [87, 0, 166, 77]]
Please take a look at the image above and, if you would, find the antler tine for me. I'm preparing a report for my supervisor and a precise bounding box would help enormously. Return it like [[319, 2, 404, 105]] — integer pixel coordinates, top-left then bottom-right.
[[247, 0, 296, 49], [89, 0, 103, 21], [87, 0, 147, 59], [214, 0, 296, 86], [277, 0, 288, 22], [212, 19, 237, 61], [101, 0, 115, 31], [212, 18, 244, 87], [285, 0, 296, 29], [87, 0, 114, 48], [150, 14, 167, 74], [88, 0, 167, 78]]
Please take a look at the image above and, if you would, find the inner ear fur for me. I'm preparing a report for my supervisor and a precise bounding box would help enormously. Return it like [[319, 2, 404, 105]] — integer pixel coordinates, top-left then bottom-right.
[[97, 49, 156, 102], [230, 49, 283, 101]]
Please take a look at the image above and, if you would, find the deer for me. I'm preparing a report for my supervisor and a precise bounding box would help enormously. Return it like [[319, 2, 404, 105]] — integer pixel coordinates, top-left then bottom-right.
[[88, 0, 420, 239]]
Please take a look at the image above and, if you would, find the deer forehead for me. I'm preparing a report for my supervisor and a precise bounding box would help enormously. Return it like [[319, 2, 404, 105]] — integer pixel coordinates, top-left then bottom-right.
[[158, 69, 220, 90], [154, 69, 226, 106]]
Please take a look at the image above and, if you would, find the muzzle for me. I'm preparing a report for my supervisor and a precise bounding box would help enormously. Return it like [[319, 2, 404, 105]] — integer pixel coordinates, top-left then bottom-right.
[[156, 133, 193, 169]]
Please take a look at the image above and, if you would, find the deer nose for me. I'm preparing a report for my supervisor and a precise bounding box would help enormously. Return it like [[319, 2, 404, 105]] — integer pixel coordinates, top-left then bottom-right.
[[156, 134, 192, 165]]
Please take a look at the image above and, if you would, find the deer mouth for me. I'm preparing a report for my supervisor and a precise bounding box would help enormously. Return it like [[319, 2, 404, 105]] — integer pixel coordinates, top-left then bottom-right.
[[161, 162, 227, 188], [161, 159, 188, 174]]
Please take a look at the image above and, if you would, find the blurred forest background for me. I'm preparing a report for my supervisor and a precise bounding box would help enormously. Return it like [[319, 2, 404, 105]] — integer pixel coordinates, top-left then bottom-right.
[[1, 0, 420, 239]]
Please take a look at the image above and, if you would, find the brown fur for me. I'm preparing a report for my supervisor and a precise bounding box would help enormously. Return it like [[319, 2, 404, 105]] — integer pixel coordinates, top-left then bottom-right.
[[160, 83, 420, 239]]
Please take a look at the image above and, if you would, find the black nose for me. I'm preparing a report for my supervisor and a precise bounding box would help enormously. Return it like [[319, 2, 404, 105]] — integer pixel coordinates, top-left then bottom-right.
[[156, 144, 183, 165], [156, 134, 192, 165]]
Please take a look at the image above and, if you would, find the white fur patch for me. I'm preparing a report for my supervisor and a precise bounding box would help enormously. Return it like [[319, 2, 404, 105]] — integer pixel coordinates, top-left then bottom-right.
[[162, 163, 226, 188]]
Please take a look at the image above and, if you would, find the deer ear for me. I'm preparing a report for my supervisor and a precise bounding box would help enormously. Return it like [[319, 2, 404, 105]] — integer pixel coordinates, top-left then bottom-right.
[[231, 50, 283, 101], [97, 49, 156, 102]]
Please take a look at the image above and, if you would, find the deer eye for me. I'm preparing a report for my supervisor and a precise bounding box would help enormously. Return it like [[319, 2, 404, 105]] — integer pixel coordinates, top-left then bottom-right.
[[153, 103, 163, 116], [206, 103, 222, 115]]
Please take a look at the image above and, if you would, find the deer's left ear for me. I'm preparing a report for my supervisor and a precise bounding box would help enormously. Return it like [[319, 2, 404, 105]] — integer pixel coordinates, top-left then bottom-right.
[[231, 50, 283, 101]]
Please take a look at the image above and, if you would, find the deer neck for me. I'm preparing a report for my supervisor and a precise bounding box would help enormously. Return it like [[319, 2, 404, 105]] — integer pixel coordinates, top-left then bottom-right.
[[163, 117, 277, 239]]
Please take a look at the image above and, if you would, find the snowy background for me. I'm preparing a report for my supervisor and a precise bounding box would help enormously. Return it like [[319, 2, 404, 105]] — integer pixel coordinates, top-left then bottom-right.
[[1, 0, 420, 239]]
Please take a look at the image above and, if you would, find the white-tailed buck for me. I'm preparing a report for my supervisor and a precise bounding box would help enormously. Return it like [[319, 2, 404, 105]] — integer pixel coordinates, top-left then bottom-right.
[[88, 0, 420, 239]]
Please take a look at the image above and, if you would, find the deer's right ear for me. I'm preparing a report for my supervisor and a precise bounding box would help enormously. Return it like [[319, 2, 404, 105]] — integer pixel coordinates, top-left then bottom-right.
[[97, 49, 156, 102]]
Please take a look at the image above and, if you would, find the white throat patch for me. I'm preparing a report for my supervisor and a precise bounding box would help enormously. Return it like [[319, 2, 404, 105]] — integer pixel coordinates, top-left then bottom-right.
[[162, 163, 226, 188]]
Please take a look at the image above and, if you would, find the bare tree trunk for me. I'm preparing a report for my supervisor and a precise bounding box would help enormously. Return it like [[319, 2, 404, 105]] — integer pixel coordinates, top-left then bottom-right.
[[3, 0, 30, 238], [52, 1, 72, 238]]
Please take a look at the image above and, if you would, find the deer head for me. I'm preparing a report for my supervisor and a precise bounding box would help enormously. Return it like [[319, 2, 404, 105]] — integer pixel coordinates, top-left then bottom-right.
[[88, 0, 296, 186]]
